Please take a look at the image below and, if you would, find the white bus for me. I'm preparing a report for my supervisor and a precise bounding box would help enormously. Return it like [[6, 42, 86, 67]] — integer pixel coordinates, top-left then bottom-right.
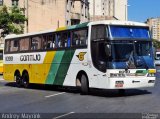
[[3, 20, 156, 94]]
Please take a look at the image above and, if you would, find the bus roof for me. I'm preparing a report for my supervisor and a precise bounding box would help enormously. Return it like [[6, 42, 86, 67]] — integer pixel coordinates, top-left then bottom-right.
[[88, 20, 148, 27], [5, 20, 148, 40]]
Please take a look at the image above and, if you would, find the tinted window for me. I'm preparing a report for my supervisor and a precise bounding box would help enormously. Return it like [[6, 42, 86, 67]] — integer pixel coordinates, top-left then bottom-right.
[[5, 40, 10, 53], [10, 40, 19, 52], [72, 29, 88, 46], [31, 36, 42, 50], [91, 25, 106, 41], [42, 34, 56, 49], [19, 37, 30, 51], [56, 32, 70, 48]]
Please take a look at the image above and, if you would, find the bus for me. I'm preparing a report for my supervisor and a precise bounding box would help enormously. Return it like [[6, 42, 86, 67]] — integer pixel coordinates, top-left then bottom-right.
[[3, 20, 156, 94], [0, 44, 4, 74]]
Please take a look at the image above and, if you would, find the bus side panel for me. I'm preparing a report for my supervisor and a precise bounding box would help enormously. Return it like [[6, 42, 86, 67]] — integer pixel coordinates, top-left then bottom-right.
[[45, 51, 64, 85], [3, 64, 14, 81], [29, 51, 56, 84], [3, 64, 31, 82], [53, 50, 75, 85], [0, 60, 3, 74], [63, 49, 96, 87], [45, 50, 75, 86]]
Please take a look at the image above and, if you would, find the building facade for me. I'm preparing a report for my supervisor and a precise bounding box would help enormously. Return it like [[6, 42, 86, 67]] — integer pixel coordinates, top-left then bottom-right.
[[1, 0, 89, 33], [147, 18, 160, 41], [89, 0, 128, 21]]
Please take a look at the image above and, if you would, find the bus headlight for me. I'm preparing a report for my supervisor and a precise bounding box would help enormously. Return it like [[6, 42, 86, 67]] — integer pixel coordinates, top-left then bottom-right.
[[110, 73, 125, 77], [148, 69, 156, 74]]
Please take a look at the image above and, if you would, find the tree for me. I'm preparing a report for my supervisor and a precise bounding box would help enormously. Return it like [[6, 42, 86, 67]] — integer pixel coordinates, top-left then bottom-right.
[[153, 39, 160, 49], [0, 6, 27, 37]]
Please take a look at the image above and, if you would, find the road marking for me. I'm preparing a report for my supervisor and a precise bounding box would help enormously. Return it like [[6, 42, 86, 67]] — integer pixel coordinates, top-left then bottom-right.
[[54, 112, 75, 119], [45, 92, 65, 98]]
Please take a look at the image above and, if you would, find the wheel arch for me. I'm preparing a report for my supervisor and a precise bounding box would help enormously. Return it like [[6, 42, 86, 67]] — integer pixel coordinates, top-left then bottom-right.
[[76, 70, 89, 87], [14, 70, 21, 77], [22, 70, 29, 82], [22, 70, 29, 77]]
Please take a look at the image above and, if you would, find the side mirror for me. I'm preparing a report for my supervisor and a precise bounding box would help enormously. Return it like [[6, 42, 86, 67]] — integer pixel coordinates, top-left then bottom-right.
[[105, 44, 111, 57], [98, 61, 106, 73]]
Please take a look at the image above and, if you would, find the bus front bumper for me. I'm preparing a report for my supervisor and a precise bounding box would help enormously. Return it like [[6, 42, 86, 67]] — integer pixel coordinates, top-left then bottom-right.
[[107, 77, 156, 89]]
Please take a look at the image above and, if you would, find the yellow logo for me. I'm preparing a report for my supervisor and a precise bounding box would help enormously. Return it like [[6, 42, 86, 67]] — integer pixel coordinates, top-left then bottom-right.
[[76, 52, 86, 61]]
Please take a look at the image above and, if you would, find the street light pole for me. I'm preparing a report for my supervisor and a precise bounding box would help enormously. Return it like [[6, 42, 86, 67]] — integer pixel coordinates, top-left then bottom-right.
[[125, 4, 130, 21]]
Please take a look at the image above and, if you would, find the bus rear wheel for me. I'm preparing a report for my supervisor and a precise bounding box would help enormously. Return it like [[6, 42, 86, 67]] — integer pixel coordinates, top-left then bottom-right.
[[80, 74, 89, 95], [22, 72, 30, 88], [15, 73, 22, 88]]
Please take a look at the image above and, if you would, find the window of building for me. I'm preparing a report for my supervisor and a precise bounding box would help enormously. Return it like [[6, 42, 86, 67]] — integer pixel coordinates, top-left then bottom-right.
[[12, 0, 19, 6], [0, 0, 3, 6]]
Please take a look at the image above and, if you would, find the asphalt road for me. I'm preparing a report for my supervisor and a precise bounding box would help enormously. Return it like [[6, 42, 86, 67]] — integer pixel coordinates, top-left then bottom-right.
[[0, 67, 160, 119]]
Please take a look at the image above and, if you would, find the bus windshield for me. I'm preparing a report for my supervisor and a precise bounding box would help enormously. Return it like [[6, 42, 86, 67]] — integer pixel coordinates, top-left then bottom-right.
[[105, 41, 154, 69], [111, 41, 152, 62], [109, 26, 150, 39]]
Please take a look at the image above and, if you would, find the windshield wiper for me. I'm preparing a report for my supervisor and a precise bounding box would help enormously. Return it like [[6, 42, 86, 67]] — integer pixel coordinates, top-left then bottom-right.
[[126, 51, 136, 69]]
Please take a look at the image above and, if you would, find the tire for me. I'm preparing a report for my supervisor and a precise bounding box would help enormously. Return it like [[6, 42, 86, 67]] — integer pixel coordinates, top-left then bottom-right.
[[22, 72, 30, 88], [81, 74, 89, 95], [15, 73, 22, 88]]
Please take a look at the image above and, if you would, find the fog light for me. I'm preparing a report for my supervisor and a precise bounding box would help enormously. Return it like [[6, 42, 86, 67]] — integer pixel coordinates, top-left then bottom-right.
[[148, 80, 155, 83]]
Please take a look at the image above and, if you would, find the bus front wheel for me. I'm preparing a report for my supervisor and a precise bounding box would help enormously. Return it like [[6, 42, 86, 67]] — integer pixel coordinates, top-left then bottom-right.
[[81, 74, 89, 95], [22, 72, 30, 88]]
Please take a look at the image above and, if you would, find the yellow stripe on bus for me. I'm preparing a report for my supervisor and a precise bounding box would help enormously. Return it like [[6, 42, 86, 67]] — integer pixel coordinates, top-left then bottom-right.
[[56, 27, 67, 31], [30, 51, 56, 84]]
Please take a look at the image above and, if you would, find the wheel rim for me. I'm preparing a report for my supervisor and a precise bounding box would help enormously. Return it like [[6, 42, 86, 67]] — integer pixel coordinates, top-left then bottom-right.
[[15, 74, 21, 87], [23, 73, 29, 88]]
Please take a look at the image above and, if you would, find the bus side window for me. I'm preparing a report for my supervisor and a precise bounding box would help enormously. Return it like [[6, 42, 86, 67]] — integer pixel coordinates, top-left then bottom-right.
[[61, 32, 68, 47], [42, 34, 55, 49], [67, 32, 71, 47], [72, 29, 88, 47], [20, 37, 30, 51], [56, 33, 61, 48], [10, 40, 19, 52], [55, 32, 70, 48], [5, 40, 10, 53], [48, 34, 55, 49], [42, 35, 47, 49], [31, 36, 42, 50], [79, 29, 88, 46], [72, 32, 79, 46]]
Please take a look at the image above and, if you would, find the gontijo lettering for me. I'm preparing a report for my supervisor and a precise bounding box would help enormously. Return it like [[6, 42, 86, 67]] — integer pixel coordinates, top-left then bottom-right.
[[20, 54, 41, 61]]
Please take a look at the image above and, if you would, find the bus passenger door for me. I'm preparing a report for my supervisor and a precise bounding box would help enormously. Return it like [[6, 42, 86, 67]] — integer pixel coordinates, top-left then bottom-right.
[[90, 25, 109, 88]]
